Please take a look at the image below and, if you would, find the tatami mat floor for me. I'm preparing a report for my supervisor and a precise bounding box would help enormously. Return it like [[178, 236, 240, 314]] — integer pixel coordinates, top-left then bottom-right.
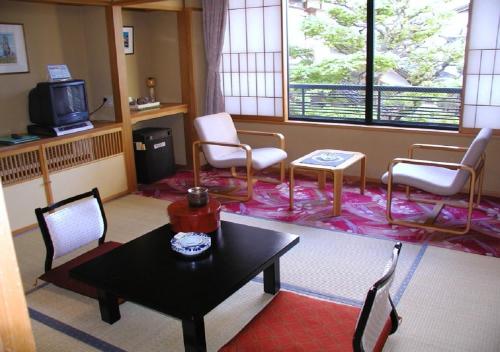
[[14, 194, 500, 351]]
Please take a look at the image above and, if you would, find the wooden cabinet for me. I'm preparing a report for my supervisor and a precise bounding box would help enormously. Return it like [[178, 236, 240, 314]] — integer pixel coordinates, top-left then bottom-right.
[[0, 122, 127, 233]]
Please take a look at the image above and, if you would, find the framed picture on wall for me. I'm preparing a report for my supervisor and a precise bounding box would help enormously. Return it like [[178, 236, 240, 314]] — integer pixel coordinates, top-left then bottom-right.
[[123, 26, 134, 55], [0, 23, 29, 74]]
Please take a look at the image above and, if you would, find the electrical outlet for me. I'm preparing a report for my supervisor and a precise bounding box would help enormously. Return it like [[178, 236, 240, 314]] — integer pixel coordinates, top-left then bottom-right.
[[104, 95, 114, 107]]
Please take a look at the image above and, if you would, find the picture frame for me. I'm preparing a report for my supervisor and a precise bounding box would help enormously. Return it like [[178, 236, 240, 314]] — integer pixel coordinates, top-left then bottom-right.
[[123, 26, 134, 55], [0, 23, 29, 74]]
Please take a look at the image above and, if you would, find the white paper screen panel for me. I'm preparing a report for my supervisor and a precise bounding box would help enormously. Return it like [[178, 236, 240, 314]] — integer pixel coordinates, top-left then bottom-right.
[[462, 0, 500, 128], [221, 0, 282, 117]]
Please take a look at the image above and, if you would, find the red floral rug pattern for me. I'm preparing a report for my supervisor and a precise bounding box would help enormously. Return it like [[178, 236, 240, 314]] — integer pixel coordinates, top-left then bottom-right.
[[137, 169, 500, 257]]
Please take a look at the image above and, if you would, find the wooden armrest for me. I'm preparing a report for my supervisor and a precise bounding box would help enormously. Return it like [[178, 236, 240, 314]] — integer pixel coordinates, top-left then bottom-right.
[[390, 158, 474, 174], [236, 130, 285, 149], [409, 144, 468, 158], [193, 140, 251, 152]]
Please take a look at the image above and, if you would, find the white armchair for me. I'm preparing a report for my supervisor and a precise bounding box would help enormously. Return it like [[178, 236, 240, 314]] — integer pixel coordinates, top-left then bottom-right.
[[193, 112, 287, 201], [381, 128, 492, 234]]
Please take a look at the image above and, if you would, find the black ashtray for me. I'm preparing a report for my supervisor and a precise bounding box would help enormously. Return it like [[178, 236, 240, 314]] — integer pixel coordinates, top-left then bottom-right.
[[187, 187, 209, 207]]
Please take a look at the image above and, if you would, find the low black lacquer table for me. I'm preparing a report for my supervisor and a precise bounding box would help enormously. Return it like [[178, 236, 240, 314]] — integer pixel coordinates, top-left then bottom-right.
[[70, 221, 299, 352]]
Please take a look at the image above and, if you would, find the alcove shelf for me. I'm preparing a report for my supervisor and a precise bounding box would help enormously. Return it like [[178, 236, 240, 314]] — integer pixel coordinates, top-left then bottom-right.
[[130, 103, 188, 125]]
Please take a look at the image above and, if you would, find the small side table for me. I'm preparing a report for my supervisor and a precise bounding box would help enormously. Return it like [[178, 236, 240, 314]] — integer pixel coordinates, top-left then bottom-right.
[[167, 198, 221, 233], [289, 149, 366, 216]]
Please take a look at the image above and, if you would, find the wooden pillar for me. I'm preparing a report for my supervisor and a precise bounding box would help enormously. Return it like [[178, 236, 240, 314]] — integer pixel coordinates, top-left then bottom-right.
[[177, 8, 197, 168], [106, 5, 137, 192], [0, 186, 36, 352]]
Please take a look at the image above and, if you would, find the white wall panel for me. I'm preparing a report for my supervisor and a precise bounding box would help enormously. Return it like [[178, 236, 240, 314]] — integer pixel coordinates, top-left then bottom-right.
[[51, 155, 127, 204], [3, 178, 46, 231]]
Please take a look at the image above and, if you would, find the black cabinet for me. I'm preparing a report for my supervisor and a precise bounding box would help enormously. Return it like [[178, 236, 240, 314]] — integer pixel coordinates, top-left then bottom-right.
[[133, 127, 175, 184]]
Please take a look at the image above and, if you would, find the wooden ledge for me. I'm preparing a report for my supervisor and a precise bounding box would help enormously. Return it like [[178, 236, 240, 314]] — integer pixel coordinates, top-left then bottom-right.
[[130, 103, 188, 124]]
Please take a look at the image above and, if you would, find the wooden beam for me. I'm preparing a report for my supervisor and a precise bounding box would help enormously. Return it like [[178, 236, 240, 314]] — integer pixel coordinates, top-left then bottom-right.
[[0, 186, 36, 352], [14, 0, 111, 5], [113, 0, 167, 5], [177, 8, 197, 168], [106, 5, 137, 192]]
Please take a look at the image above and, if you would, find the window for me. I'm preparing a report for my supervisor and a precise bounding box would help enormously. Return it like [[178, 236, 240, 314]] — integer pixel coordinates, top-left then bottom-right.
[[462, 0, 500, 129], [287, 0, 470, 129], [221, 0, 283, 117]]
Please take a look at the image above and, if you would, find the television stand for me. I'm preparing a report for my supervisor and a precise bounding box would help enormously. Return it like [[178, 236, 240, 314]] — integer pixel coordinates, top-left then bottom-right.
[[28, 121, 94, 137]]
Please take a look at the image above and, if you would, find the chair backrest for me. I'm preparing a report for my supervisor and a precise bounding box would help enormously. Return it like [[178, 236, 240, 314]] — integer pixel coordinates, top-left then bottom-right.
[[353, 242, 402, 352], [451, 127, 492, 192], [194, 112, 241, 166], [35, 188, 107, 272]]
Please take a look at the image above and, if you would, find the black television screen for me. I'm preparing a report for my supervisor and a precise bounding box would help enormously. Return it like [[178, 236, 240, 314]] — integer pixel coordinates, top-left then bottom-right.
[[29, 80, 89, 127], [52, 84, 87, 118]]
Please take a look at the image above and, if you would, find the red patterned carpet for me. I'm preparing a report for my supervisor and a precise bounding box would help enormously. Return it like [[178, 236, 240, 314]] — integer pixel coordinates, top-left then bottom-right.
[[137, 169, 500, 257]]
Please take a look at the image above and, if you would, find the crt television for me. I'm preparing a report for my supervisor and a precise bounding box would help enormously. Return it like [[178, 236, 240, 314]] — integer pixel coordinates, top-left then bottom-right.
[[29, 80, 89, 127]]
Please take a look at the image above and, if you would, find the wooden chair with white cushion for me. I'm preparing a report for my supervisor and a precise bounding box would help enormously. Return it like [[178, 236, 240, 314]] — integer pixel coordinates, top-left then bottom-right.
[[220, 243, 402, 352], [35, 188, 121, 299], [381, 128, 492, 235], [193, 112, 287, 201]]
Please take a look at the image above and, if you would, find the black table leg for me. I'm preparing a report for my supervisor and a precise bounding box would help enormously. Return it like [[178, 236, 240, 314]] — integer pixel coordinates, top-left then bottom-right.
[[182, 316, 206, 352], [97, 289, 120, 324], [263, 259, 281, 294]]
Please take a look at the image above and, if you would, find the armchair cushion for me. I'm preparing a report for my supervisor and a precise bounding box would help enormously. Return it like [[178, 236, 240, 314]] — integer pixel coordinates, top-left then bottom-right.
[[210, 147, 287, 170], [381, 128, 492, 196], [194, 112, 242, 166], [381, 164, 460, 196]]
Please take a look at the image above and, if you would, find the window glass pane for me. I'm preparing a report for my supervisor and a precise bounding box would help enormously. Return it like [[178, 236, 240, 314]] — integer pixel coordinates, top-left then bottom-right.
[[228, 0, 245, 10], [222, 1, 282, 117], [287, 0, 366, 122], [241, 97, 258, 115], [373, 0, 468, 128], [225, 97, 241, 114], [247, 8, 264, 52], [264, 6, 281, 52], [257, 97, 275, 115], [229, 9, 247, 53]]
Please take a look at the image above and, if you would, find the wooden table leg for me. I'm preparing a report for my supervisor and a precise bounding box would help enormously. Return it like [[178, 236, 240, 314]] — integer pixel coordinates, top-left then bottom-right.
[[182, 316, 207, 352], [97, 289, 120, 324], [333, 170, 343, 216], [289, 166, 295, 210], [263, 259, 281, 294], [318, 170, 326, 189], [360, 156, 366, 195]]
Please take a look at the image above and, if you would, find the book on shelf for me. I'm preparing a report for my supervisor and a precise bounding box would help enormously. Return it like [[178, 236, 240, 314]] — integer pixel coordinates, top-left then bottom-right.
[[0, 134, 40, 146]]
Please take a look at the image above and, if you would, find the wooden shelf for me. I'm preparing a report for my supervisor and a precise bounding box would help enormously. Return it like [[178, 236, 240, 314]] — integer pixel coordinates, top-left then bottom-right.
[[0, 121, 122, 155], [130, 103, 188, 125]]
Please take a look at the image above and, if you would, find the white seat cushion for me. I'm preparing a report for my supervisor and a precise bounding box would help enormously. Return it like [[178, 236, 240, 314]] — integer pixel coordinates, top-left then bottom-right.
[[381, 163, 460, 196], [209, 147, 287, 170]]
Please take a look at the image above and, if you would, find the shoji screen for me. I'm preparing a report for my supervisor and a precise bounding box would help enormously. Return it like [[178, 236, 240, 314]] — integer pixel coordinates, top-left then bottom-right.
[[221, 0, 283, 117], [462, 0, 500, 129]]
